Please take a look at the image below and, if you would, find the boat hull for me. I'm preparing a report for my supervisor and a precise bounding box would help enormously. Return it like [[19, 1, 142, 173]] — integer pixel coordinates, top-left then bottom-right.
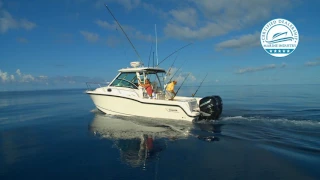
[[87, 92, 200, 122]]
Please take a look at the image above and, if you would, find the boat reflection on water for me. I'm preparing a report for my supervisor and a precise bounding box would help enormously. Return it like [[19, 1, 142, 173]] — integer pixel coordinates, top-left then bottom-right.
[[88, 112, 222, 169]]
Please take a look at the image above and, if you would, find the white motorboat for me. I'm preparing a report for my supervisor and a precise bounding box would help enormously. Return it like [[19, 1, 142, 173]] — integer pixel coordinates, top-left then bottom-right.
[[85, 4, 223, 122], [86, 61, 223, 122]]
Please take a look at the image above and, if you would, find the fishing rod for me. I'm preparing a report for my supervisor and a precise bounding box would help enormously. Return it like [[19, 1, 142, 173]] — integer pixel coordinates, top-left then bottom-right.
[[173, 73, 190, 98], [104, 4, 142, 63], [192, 73, 208, 97], [166, 53, 179, 76], [167, 59, 188, 84], [157, 42, 193, 66]]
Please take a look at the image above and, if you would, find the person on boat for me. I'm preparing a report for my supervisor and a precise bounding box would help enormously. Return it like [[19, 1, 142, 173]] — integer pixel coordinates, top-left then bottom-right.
[[165, 80, 177, 100], [139, 79, 154, 98]]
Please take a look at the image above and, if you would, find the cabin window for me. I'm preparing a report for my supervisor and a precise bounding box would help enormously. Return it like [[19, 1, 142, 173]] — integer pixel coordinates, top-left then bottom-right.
[[110, 72, 139, 89]]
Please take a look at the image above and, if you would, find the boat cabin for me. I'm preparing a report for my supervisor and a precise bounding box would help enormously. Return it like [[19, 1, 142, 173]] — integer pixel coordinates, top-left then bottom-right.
[[108, 62, 168, 99]]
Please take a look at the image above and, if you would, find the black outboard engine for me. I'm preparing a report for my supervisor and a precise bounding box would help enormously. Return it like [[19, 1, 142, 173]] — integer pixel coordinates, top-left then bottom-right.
[[198, 96, 223, 120]]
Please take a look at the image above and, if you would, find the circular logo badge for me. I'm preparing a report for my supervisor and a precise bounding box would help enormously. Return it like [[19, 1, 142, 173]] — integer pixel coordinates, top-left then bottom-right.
[[260, 18, 299, 57]]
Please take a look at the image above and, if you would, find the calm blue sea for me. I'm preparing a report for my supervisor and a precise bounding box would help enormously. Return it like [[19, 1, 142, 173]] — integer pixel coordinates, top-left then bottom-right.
[[0, 84, 319, 180]]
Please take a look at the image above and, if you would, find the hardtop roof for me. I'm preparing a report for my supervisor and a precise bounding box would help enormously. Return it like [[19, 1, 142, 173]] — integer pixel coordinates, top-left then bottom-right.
[[118, 67, 166, 73]]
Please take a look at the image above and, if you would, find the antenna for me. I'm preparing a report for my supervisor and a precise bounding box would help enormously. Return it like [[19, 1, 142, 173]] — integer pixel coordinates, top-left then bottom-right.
[[148, 43, 153, 67], [104, 4, 142, 63], [153, 52, 155, 67], [155, 24, 158, 66]]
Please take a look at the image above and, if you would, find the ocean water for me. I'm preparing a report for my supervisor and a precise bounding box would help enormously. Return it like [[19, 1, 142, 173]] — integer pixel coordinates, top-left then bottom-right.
[[0, 85, 319, 180]]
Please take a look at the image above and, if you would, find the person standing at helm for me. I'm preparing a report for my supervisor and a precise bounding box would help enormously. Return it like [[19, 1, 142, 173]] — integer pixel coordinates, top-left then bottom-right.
[[139, 79, 153, 98], [165, 80, 177, 100]]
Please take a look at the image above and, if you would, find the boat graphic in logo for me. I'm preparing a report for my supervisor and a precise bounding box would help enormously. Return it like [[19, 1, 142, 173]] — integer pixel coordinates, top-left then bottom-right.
[[260, 18, 299, 57]]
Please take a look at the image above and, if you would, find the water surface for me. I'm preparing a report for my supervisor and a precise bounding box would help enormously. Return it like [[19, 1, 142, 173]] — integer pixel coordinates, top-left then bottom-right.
[[0, 85, 319, 179]]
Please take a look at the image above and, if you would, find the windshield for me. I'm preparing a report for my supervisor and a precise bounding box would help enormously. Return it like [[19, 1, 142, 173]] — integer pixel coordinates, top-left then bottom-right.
[[110, 72, 139, 89], [109, 71, 166, 91]]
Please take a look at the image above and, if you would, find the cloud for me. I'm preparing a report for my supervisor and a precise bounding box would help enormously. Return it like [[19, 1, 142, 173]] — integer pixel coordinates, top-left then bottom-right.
[[305, 61, 320, 67], [215, 32, 260, 51], [169, 8, 198, 27], [0, 70, 10, 82], [280, 63, 287, 68], [1, 69, 106, 85], [95, 20, 117, 30], [80, 30, 99, 42], [16, 69, 35, 82], [95, 20, 153, 42], [0, 3, 36, 33], [16, 69, 21, 76], [304, 57, 320, 67], [163, 0, 294, 41], [95, 0, 141, 10], [141, 3, 167, 19], [236, 64, 278, 74]]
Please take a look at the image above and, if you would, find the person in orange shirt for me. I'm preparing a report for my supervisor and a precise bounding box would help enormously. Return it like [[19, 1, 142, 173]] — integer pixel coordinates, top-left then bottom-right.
[[165, 80, 177, 100], [139, 79, 153, 98]]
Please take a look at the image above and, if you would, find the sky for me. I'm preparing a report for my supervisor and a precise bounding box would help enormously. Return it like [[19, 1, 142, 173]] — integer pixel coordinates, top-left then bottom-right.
[[1, 0, 320, 91]]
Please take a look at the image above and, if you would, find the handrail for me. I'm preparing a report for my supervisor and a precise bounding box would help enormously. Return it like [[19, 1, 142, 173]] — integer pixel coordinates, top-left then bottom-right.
[[86, 81, 141, 98], [86, 82, 109, 91]]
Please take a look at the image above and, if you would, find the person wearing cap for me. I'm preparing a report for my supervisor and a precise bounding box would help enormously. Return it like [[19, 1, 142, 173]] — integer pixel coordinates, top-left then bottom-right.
[[165, 80, 177, 100]]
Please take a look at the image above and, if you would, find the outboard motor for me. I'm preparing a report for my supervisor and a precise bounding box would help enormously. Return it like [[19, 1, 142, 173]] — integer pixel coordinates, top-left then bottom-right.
[[199, 96, 223, 120]]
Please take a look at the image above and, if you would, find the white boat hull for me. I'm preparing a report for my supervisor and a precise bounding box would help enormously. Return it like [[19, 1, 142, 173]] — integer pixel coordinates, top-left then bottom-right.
[[87, 89, 200, 122]]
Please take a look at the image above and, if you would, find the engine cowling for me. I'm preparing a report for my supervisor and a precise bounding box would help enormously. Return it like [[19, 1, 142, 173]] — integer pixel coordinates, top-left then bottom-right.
[[198, 95, 223, 120]]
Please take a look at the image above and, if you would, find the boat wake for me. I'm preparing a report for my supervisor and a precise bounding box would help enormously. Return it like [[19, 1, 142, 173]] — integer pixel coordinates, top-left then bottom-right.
[[220, 115, 320, 128]]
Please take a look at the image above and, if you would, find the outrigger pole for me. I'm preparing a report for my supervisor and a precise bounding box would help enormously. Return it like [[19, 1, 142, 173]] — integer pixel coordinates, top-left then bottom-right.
[[104, 4, 143, 64], [157, 43, 193, 66], [192, 73, 208, 97]]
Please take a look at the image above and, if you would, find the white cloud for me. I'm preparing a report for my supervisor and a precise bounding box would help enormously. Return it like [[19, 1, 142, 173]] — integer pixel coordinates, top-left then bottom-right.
[[95, 0, 141, 10], [0, 70, 9, 82], [15, 69, 35, 82], [0, 70, 15, 82], [95, 20, 117, 30], [169, 8, 197, 27], [1, 68, 105, 85], [0, 4, 36, 33], [305, 61, 320, 67], [236, 64, 277, 74], [280, 63, 287, 68], [16, 69, 21, 76], [141, 3, 167, 19], [215, 32, 260, 51], [163, 0, 294, 41], [80, 30, 99, 42], [95, 20, 153, 42]]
